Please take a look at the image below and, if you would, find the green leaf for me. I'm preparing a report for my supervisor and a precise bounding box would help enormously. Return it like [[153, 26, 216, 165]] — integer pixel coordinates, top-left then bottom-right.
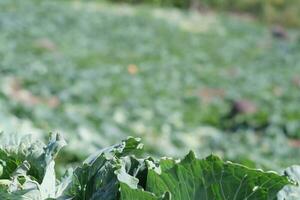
[[0, 163, 3, 178], [120, 183, 170, 200], [0, 133, 66, 199], [146, 152, 290, 200], [60, 137, 143, 200]]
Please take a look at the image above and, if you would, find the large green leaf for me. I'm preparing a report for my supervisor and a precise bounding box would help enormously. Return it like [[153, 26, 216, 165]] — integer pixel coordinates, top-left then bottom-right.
[[146, 152, 290, 200]]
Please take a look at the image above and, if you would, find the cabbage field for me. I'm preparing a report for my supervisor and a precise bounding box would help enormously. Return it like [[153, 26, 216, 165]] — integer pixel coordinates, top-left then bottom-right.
[[0, 0, 300, 199]]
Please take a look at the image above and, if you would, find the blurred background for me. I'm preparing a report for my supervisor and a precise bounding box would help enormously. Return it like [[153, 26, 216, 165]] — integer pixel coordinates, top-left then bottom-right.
[[0, 0, 300, 171]]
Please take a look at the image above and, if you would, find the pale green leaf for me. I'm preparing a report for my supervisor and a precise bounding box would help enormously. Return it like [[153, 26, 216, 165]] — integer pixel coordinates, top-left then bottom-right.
[[146, 152, 290, 200]]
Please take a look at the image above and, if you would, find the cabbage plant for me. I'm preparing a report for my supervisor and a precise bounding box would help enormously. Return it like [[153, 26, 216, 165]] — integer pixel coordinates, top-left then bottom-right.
[[0, 133, 297, 200]]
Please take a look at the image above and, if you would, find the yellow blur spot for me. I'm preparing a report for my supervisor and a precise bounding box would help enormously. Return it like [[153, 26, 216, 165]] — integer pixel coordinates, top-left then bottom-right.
[[127, 64, 138, 75]]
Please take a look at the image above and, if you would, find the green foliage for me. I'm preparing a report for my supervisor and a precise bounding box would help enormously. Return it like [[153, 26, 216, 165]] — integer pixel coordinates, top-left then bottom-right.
[[0, 134, 296, 199], [108, 0, 300, 27], [263, 0, 300, 27], [0, 0, 300, 172], [0, 133, 66, 199]]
